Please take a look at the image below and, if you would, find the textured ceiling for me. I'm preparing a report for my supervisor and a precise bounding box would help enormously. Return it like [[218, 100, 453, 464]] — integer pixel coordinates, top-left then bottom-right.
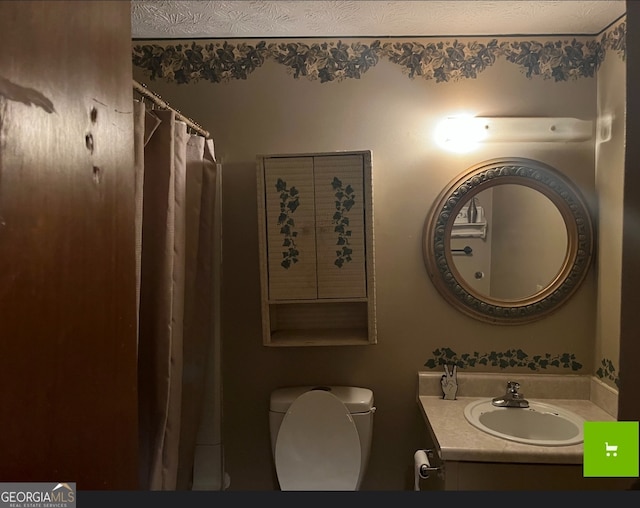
[[131, 1, 626, 39]]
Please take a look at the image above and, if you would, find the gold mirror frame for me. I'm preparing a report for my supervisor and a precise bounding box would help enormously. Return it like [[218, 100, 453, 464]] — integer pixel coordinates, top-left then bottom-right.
[[423, 157, 594, 325]]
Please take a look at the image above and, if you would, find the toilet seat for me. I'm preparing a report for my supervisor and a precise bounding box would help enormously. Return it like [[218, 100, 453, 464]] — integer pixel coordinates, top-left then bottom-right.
[[274, 389, 362, 491]]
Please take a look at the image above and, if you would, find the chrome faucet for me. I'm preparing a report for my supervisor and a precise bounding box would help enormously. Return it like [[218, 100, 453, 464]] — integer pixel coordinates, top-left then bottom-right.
[[491, 381, 529, 408]]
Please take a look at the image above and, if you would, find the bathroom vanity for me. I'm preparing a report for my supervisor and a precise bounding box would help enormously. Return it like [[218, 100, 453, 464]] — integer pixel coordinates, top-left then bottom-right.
[[416, 372, 634, 490]]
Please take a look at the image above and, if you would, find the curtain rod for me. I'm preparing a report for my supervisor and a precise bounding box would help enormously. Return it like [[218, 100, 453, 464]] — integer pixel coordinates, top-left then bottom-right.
[[132, 79, 210, 138]]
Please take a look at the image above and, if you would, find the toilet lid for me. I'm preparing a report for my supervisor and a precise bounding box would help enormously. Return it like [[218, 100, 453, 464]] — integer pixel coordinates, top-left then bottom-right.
[[275, 389, 361, 491]]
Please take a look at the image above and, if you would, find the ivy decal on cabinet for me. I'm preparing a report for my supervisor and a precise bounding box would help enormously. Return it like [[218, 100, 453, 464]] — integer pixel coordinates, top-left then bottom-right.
[[331, 177, 355, 268], [275, 178, 300, 269], [424, 347, 583, 371]]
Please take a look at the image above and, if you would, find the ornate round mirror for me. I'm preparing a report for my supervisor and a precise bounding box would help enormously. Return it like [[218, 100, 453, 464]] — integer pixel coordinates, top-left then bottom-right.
[[423, 157, 594, 324]]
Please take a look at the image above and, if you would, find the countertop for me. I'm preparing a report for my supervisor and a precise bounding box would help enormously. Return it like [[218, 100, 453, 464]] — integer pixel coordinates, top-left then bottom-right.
[[418, 395, 616, 464]]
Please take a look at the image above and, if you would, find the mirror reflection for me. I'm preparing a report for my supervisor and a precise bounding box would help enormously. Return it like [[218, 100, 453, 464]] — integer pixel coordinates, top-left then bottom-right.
[[450, 185, 568, 300]]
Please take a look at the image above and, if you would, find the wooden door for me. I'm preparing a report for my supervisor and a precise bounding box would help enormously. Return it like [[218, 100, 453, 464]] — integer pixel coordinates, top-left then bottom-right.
[[0, 1, 138, 489]]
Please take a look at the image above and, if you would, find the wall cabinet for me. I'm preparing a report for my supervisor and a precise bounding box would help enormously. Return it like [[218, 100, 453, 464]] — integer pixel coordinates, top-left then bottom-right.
[[256, 151, 376, 346]]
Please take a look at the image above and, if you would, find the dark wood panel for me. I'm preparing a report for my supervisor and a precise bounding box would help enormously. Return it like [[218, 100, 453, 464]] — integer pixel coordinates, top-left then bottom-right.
[[0, 1, 137, 489], [620, 1, 640, 424]]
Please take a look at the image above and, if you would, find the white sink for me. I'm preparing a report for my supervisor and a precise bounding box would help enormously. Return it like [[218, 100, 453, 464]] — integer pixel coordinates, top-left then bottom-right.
[[464, 399, 585, 446]]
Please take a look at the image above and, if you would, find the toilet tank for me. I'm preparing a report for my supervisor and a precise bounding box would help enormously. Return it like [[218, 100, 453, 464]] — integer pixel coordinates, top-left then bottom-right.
[[269, 385, 375, 485]]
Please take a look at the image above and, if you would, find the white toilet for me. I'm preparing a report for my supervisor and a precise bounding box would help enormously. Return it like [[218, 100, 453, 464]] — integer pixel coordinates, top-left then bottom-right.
[[269, 385, 375, 491]]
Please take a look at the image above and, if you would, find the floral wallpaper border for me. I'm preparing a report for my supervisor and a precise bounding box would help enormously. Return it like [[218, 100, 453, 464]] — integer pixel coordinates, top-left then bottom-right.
[[133, 19, 625, 85], [596, 357, 620, 388], [423, 347, 583, 371]]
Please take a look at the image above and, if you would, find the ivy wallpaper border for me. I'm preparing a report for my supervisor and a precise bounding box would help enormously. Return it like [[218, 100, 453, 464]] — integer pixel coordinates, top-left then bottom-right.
[[596, 357, 620, 388], [132, 20, 625, 85], [424, 347, 583, 372]]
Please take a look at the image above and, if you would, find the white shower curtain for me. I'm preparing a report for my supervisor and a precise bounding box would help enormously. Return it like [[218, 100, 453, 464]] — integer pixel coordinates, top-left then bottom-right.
[[133, 101, 223, 490]]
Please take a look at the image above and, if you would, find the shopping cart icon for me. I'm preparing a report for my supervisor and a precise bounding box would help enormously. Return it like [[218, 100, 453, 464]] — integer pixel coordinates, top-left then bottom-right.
[[605, 442, 618, 457]]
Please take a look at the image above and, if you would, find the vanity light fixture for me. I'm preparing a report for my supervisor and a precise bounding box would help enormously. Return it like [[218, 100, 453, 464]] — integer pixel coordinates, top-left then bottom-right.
[[434, 114, 488, 153], [435, 115, 593, 153]]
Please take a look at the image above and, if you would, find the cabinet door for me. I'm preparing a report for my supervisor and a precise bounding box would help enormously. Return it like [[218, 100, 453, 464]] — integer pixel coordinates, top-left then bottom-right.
[[314, 155, 367, 298], [263, 157, 317, 300]]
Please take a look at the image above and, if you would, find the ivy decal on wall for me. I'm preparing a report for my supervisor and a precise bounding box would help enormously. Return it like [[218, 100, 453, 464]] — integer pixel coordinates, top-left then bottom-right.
[[331, 177, 355, 268], [596, 357, 620, 388], [132, 19, 625, 85], [424, 347, 583, 371], [275, 178, 300, 269]]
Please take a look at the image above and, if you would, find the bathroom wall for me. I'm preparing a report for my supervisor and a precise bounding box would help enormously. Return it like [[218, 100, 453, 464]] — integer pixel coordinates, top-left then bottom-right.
[[132, 20, 625, 490], [595, 20, 626, 392]]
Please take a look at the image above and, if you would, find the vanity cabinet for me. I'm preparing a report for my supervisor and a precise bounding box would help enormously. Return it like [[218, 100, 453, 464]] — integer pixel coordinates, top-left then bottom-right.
[[417, 414, 634, 491], [420, 459, 633, 491], [416, 371, 636, 491], [256, 151, 376, 346]]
